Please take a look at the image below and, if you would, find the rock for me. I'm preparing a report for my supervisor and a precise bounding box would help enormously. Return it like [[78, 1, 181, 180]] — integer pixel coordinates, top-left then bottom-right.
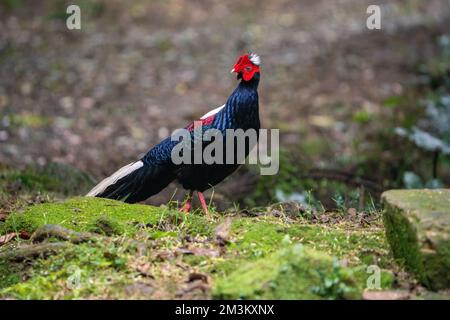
[[382, 189, 450, 290]]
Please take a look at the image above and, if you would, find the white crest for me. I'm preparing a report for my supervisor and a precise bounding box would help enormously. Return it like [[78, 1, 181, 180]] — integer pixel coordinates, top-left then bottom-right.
[[249, 53, 261, 66]]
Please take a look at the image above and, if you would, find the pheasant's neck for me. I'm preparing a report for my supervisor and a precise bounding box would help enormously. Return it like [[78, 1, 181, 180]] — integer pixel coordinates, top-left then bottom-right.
[[238, 74, 260, 90], [220, 76, 260, 130]]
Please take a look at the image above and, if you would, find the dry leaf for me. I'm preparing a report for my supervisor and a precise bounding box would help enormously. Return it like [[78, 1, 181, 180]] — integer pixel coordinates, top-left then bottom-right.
[[0, 233, 17, 246], [136, 263, 154, 278]]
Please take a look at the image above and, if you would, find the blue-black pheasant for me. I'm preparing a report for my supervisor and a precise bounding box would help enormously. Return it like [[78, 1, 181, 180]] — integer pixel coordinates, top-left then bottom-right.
[[87, 53, 261, 214]]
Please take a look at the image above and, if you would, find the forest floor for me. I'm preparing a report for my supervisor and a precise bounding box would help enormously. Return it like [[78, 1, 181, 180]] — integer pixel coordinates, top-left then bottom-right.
[[0, 165, 449, 300]]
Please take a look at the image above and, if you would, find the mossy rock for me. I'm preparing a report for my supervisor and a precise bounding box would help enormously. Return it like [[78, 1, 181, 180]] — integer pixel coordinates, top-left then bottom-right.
[[0, 197, 213, 237], [214, 244, 362, 299], [382, 189, 450, 290]]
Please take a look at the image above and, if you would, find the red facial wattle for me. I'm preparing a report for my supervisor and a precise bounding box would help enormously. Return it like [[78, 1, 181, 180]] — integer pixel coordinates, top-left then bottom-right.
[[232, 54, 260, 81]]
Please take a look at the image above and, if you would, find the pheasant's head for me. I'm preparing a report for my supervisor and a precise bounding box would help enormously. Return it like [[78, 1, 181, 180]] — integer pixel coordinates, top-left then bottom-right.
[[231, 52, 260, 81]]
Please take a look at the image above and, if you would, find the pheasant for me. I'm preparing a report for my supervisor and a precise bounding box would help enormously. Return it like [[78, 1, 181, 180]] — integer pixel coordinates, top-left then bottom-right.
[[87, 53, 261, 214]]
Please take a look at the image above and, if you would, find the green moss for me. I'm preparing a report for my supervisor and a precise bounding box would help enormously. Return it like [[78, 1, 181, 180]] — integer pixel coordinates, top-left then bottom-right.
[[229, 218, 287, 259], [0, 241, 137, 299], [0, 164, 92, 223], [90, 216, 125, 236], [0, 197, 399, 299], [0, 260, 23, 289], [214, 244, 361, 299], [351, 265, 395, 290], [209, 215, 395, 296], [1, 197, 213, 237], [383, 202, 424, 277], [4, 171, 58, 191], [228, 216, 391, 268]]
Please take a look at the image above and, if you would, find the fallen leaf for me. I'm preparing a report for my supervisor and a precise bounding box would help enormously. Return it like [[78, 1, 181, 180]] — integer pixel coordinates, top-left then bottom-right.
[[136, 263, 154, 278], [0, 233, 17, 246]]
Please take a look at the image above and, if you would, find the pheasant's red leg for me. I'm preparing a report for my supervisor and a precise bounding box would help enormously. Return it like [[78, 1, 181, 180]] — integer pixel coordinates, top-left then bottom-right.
[[181, 191, 194, 213], [197, 192, 209, 215]]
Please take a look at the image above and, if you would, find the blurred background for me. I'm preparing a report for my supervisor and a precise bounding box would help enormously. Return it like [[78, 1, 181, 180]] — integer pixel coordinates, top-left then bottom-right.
[[0, 0, 449, 212]]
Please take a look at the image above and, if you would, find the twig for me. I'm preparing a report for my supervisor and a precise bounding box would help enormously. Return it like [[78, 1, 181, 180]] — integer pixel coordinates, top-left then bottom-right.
[[30, 224, 96, 244]]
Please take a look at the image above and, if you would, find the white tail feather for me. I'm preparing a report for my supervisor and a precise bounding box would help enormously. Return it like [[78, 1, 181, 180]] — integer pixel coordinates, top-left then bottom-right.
[[86, 161, 144, 197]]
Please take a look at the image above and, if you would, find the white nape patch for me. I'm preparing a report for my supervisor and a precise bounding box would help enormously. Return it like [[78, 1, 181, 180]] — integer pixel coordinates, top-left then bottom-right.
[[249, 53, 261, 66], [200, 104, 225, 119], [86, 161, 144, 197]]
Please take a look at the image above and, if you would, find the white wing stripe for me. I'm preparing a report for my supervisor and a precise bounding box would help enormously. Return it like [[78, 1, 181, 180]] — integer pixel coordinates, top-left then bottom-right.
[[200, 104, 225, 119], [86, 161, 144, 197]]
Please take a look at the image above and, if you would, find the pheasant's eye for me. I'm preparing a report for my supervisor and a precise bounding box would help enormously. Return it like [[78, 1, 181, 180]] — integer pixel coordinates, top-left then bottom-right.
[[245, 66, 252, 71]]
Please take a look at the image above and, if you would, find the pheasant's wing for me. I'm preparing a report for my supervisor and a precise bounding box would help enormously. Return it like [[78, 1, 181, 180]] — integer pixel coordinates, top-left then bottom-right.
[[87, 104, 227, 203]]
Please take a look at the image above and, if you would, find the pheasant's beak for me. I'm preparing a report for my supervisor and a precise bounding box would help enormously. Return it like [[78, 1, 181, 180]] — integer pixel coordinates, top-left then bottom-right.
[[230, 68, 235, 73]]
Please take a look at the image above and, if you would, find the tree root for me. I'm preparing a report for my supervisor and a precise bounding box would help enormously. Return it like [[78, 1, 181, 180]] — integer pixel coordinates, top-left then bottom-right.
[[0, 225, 98, 261], [30, 224, 96, 244], [0, 242, 69, 261]]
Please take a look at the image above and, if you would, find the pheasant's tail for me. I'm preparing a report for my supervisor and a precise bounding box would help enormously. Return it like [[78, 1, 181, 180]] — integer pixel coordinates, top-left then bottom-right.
[[86, 160, 174, 203]]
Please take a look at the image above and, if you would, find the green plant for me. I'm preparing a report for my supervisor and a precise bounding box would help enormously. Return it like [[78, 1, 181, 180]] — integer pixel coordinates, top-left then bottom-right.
[[311, 259, 356, 300], [332, 193, 346, 213], [395, 35, 450, 185]]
